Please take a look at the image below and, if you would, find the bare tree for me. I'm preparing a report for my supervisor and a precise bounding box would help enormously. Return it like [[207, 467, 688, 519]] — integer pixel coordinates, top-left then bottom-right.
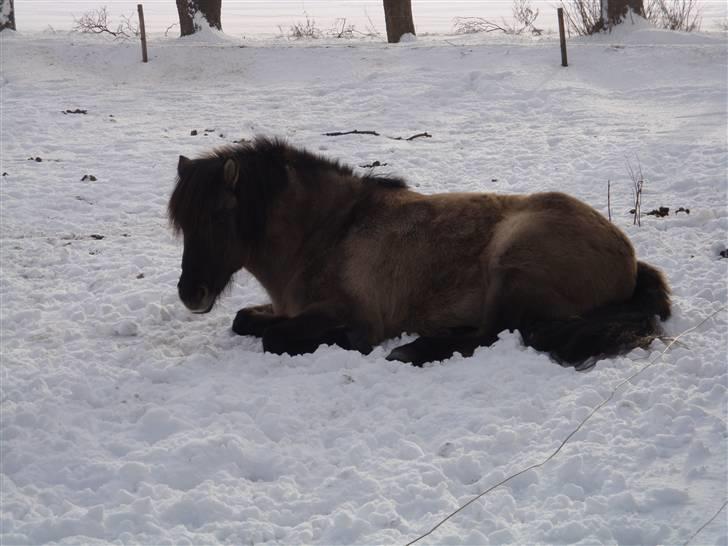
[[0, 0, 16, 32], [176, 0, 222, 36], [383, 0, 415, 43]]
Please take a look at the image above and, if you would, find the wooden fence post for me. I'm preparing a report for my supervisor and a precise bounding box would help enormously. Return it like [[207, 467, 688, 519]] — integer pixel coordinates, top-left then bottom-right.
[[557, 8, 568, 67], [137, 4, 148, 63]]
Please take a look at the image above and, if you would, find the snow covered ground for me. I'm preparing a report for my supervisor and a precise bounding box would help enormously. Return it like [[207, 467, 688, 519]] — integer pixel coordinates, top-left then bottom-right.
[[1, 20, 727, 546]]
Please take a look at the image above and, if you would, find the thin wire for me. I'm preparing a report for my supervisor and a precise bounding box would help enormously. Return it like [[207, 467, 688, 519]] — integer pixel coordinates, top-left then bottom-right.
[[683, 500, 728, 546], [405, 306, 727, 546]]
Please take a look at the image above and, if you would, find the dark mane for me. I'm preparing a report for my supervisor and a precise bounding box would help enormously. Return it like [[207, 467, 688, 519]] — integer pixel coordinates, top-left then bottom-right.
[[362, 173, 408, 189], [168, 137, 407, 234], [168, 155, 228, 235], [249, 137, 408, 190]]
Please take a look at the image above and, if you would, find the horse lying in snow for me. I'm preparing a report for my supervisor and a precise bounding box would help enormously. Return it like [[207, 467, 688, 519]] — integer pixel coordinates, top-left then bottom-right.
[[168, 137, 671, 368]]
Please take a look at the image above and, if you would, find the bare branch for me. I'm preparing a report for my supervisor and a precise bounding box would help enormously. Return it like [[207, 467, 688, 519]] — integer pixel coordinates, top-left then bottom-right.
[[453, 1, 542, 36], [73, 6, 139, 39], [645, 0, 702, 32]]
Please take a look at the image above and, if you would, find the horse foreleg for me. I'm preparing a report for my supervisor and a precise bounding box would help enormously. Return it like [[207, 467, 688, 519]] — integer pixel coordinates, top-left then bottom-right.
[[232, 304, 285, 337], [388, 275, 507, 367], [261, 307, 372, 356], [386, 329, 499, 367]]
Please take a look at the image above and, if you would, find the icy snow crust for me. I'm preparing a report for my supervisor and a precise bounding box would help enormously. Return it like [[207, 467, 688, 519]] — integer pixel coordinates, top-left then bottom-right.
[[1, 28, 726, 545]]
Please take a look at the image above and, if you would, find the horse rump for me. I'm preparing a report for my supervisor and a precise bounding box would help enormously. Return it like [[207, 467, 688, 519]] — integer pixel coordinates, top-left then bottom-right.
[[521, 261, 671, 369]]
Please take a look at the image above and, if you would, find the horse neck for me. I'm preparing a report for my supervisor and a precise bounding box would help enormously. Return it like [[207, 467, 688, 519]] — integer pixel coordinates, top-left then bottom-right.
[[245, 167, 365, 311]]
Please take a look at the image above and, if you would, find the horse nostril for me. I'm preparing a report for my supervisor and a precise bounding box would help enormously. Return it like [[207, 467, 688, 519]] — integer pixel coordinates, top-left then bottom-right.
[[178, 280, 211, 311], [197, 285, 209, 303]]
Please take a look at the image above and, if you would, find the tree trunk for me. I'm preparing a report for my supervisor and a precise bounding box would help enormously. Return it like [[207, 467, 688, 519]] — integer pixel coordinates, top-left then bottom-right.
[[383, 0, 415, 43], [176, 0, 222, 36], [600, 0, 644, 29], [0, 0, 16, 32]]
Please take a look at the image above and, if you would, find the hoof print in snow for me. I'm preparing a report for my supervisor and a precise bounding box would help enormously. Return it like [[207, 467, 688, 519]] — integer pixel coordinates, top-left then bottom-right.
[[437, 441, 456, 457], [63, 108, 87, 114], [81, 174, 97, 181]]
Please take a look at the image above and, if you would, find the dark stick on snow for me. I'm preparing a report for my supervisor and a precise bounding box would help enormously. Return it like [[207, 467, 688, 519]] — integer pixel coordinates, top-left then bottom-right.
[[137, 4, 148, 63], [558, 8, 568, 67], [397, 132, 432, 141], [323, 130, 432, 141], [607, 180, 612, 222], [324, 130, 381, 137]]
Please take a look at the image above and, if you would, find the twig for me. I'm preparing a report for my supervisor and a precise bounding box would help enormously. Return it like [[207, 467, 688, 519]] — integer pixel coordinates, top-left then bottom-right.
[[626, 158, 644, 227], [164, 22, 179, 37], [394, 132, 432, 141], [324, 130, 380, 137], [607, 180, 612, 222], [323, 130, 432, 141]]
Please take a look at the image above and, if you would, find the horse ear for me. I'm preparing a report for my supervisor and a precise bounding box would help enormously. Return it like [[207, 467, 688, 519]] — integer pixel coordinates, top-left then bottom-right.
[[178, 155, 192, 176], [223, 158, 239, 190]]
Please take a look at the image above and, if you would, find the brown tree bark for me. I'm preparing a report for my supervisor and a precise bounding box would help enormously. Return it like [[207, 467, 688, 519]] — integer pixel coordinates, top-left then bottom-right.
[[383, 0, 415, 43], [176, 0, 222, 36], [0, 0, 16, 32], [600, 0, 644, 29]]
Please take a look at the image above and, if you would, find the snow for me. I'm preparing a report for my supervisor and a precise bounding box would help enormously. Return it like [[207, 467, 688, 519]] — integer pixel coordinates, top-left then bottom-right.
[[1, 21, 727, 546]]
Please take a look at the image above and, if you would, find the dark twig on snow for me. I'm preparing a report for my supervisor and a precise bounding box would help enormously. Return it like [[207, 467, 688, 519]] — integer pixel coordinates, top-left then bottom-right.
[[324, 130, 381, 137], [626, 158, 644, 227], [607, 180, 612, 222], [359, 161, 389, 169], [395, 132, 432, 141], [324, 130, 432, 141]]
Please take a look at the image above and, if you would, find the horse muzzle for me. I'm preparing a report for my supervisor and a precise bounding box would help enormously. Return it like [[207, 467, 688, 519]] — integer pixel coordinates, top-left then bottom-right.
[[178, 282, 214, 314]]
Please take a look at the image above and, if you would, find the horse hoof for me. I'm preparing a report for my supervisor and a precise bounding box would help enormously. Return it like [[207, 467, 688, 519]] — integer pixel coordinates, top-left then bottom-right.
[[232, 309, 256, 336], [386, 347, 424, 367], [346, 329, 373, 355]]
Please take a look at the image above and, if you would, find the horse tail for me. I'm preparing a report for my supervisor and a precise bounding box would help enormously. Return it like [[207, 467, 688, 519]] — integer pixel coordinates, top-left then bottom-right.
[[521, 261, 671, 369]]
